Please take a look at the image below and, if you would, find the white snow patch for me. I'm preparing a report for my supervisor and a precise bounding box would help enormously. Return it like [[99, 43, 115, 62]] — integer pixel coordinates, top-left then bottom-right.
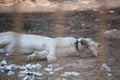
[[0, 60, 42, 80], [49, 71, 54, 75], [18, 70, 42, 77], [48, 64, 59, 67], [0, 60, 7, 65], [7, 71, 15, 76], [23, 75, 29, 80], [61, 71, 80, 77], [6, 54, 10, 56], [54, 66, 65, 72], [6, 64, 18, 70], [45, 64, 59, 72], [19, 63, 42, 70], [101, 63, 111, 72], [19, 66, 27, 70], [45, 67, 53, 72], [45, 64, 65, 75], [107, 73, 112, 77]]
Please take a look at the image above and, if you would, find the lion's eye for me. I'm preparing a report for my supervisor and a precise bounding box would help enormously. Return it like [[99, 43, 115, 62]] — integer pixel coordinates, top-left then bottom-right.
[[80, 41, 84, 45], [79, 39, 86, 45]]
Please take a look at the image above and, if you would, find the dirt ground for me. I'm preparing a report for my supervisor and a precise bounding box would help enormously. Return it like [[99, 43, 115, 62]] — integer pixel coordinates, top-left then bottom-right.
[[0, 8, 120, 80]]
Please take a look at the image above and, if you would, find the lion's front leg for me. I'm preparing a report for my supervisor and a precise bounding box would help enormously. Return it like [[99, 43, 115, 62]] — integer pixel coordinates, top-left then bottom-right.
[[27, 51, 49, 60], [47, 52, 57, 62], [47, 42, 57, 62]]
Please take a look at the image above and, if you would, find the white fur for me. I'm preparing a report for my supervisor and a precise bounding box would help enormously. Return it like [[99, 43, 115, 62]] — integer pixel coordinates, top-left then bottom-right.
[[0, 31, 99, 62]]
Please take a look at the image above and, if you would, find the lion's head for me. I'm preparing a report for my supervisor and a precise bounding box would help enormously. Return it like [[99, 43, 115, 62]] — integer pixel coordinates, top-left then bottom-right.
[[77, 38, 100, 57]]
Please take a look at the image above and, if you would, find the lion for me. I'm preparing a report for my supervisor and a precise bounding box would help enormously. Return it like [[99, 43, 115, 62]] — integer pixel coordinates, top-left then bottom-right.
[[0, 31, 100, 62]]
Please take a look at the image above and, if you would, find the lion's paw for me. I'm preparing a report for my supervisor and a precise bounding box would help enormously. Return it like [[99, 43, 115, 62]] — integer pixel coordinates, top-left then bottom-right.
[[47, 55, 57, 62], [27, 53, 36, 60]]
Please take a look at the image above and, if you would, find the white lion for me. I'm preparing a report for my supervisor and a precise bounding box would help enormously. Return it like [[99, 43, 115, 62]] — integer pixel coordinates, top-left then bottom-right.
[[0, 31, 100, 62]]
